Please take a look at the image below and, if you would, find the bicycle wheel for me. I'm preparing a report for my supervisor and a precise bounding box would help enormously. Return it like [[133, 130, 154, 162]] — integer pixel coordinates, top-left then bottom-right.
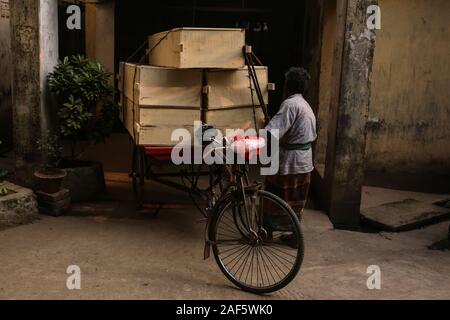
[[131, 146, 145, 210], [210, 189, 304, 294]]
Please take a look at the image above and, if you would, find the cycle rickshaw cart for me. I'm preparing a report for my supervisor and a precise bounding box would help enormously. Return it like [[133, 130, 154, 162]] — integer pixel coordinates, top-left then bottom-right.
[[122, 46, 305, 294]]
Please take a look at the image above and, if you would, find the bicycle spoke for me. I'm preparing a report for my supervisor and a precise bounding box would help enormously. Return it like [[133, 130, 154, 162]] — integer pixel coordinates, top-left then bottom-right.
[[235, 246, 253, 280], [264, 242, 298, 258], [259, 247, 284, 281], [228, 246, 252, 275], [244, 248, 255, 285], [264, 246, 296, 265], [218, 243, 244, 255], [218, 221, 241, 236], [220, 245, 249, 264], [213, 190, 303, 292], [259, 246, 276, 285], [264, 248, 289, 271], [256, 247, 263, 287]]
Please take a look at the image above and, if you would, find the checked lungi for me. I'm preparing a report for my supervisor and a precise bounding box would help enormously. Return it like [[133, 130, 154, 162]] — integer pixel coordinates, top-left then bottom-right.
[[264, 173, 311, 217]]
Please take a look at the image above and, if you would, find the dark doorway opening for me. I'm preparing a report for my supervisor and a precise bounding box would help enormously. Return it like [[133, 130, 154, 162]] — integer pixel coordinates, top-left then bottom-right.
[[57, 0, 86, 58], [115, 0, 323, 114]]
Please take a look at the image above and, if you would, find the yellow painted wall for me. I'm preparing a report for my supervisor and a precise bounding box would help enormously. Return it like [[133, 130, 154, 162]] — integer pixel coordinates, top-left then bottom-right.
[[366, 0, 450, 173]]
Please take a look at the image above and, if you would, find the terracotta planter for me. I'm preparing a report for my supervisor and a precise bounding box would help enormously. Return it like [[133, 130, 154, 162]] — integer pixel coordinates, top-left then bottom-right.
[[34, 168, 67, 194]]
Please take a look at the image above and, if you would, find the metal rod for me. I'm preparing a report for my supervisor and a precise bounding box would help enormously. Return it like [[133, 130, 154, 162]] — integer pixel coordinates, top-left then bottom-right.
[[245, 51, 270, 123]]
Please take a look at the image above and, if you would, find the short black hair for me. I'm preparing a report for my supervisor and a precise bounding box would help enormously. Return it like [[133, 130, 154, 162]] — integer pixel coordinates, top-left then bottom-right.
[[284, 67, 311, 94]]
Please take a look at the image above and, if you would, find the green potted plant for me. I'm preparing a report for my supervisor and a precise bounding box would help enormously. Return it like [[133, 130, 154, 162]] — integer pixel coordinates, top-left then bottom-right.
[[0, 183, 8, 197], [48, 55, 117, 201], [34, 133, 66, 194]]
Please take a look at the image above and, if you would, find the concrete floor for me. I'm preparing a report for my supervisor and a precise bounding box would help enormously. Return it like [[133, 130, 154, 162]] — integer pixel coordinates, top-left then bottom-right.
[[0, 173, 449, 300]]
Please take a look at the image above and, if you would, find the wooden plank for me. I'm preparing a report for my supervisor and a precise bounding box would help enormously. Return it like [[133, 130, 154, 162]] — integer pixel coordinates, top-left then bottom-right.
[[118, 62, 140, 101], [139, 107, 200, 127], [119, 63, 203, 108], [121, 97, 200, 138], [136, 124, 195, 146], [138, 65, 202, 108], [205, 107, 265, 134], [206, 67, 269, 109], [120, 97, 136, 138], [148, 28, 246, 69]]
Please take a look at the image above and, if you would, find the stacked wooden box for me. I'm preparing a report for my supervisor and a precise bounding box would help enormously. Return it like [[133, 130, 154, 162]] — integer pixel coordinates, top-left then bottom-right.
[[119, 63, 203, 145], [119, 28, 271, 146]]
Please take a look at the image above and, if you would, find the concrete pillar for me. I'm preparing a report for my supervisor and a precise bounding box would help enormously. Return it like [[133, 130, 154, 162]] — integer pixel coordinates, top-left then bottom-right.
[[0, 0, 12, 153], [39, 0, 59, 132], [9, 0, 58, 186], [324, 0, 377, 229]]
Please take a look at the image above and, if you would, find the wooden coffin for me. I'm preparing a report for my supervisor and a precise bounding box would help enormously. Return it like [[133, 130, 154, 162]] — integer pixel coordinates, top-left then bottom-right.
[[204, 67, 269, 133], [118, 62, 202, 146], [148, 28, 246, 69]]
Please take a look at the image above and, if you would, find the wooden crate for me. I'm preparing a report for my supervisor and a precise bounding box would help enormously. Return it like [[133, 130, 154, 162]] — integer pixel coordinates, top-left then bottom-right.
[[118, 62, 202, 146], [148, 28, 246, 69], [205, 67, 269, 109], [204, 67, 269, 133], [205, 107, 266, 135], [119, 62, 203, 107]]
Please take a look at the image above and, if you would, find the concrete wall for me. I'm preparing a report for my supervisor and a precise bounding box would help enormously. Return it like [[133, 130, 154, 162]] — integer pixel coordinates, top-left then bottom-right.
[[9, 0, 59, 185], [315, 0, 336, 174], [366, 0, 450, 174], [85, 1, 115, 73], [0, 0, 12, 152]]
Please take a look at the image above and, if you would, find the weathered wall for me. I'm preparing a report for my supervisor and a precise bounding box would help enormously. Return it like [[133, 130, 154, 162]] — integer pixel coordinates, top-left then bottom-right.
[[85, 1, 115, 73], [315, 0, 336, 173], [9, 0, 41, 184], [366, 0, 450, 174], [324, 0, 377, 228], [9, 0, 59, 185], [39, 0, 58, 131], [0, 0, 12, 152]]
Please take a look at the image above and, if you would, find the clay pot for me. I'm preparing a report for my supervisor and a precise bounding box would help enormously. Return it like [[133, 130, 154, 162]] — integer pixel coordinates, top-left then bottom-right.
[[34, 168, 67, 194]]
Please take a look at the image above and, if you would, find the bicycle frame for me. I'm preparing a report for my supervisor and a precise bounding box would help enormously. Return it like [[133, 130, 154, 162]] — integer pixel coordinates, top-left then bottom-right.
[[203, 162, 263, 260]]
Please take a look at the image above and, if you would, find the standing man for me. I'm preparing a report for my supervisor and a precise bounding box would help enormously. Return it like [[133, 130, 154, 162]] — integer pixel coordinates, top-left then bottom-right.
[[265, 67, 317, 221]]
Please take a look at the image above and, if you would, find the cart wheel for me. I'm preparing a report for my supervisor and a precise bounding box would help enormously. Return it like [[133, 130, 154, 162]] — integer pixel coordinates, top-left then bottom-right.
[[132, 146, 145, 210], [210, 190, 304, 294]]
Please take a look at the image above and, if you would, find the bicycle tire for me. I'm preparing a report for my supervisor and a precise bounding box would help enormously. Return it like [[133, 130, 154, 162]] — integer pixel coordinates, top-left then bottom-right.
[[210, 189, 304, 294]]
